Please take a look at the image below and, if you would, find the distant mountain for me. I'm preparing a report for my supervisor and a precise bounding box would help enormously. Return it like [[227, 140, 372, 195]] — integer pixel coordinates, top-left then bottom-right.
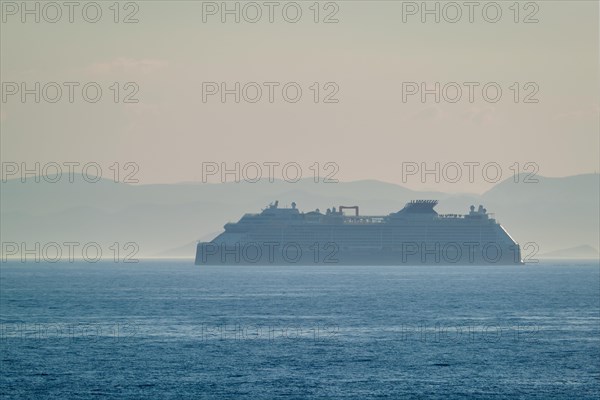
[[155, 241, 198, 259], [540, 245, 599, 259], [1, 174, 598, 258], [480, 173, 599, 253]]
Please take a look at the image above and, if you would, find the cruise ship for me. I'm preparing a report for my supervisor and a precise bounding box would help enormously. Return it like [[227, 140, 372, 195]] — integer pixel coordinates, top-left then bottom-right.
[[195, 200, 523, 265]]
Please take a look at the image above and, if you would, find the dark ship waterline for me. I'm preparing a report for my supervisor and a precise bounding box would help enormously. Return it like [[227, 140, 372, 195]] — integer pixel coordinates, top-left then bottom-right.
[[195, 200, 523, 265]]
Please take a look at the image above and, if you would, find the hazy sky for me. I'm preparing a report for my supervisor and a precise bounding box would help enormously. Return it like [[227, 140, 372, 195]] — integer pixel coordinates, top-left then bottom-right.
[[1, 0, 598, 193]]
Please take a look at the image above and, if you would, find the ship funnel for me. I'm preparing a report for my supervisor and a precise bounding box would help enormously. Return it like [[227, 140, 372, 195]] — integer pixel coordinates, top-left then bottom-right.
[[340, 206, 359, 216]]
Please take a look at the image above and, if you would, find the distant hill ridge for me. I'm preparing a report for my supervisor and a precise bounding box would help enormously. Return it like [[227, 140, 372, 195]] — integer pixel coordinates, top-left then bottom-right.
[[1, 173, 598, 257]]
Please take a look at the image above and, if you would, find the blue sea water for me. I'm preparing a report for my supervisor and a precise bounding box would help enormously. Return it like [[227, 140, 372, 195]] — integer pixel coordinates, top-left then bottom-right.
[[1, 260, 599, 399]]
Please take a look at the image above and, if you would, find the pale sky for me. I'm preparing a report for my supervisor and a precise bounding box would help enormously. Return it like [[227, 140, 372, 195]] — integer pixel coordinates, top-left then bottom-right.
[[1, 0, 598, 193]]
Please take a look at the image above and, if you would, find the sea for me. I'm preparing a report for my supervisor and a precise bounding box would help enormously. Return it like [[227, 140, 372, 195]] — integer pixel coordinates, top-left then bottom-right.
[[1, 260, 599, 399]]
